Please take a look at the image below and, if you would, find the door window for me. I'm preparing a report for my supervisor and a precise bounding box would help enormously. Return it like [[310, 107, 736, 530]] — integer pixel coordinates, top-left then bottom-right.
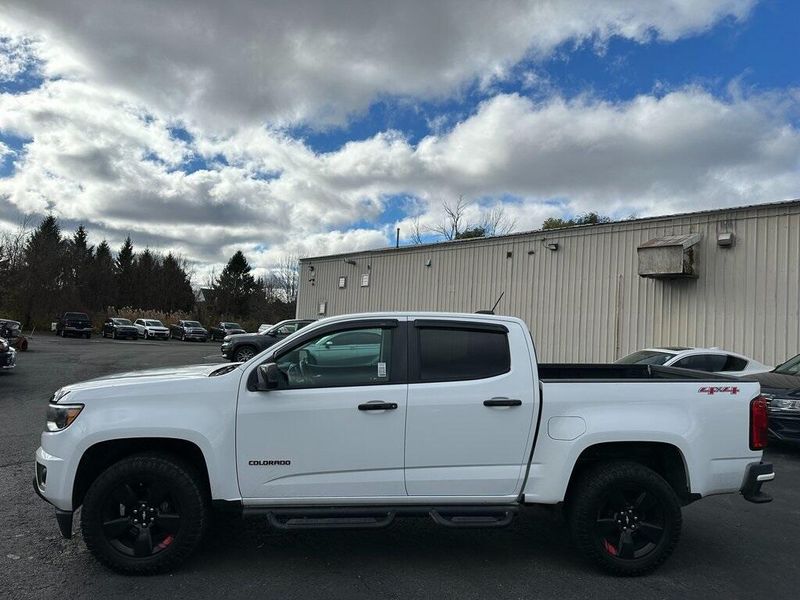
[[416, 326, 510, 382], [275, 327, 393, 388]]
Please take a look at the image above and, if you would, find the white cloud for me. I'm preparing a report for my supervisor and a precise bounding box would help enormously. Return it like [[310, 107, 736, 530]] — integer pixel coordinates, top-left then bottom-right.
[[1, 0, 755, 128]]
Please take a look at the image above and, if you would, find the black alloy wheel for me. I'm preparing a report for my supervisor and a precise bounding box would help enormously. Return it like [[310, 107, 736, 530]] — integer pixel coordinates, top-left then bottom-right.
[[81, 454, 208, 574], [569, 461, 681, 576]]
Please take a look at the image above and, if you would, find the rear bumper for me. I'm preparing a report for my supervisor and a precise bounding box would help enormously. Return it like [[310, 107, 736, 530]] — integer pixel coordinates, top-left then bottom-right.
[[740, 462, 774, 503]]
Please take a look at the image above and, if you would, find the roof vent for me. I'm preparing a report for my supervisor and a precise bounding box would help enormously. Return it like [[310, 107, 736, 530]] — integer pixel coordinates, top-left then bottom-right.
[[637, 233, 702, 279]]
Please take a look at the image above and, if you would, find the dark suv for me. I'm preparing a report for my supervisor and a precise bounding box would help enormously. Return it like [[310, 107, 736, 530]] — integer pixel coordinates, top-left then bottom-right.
[[102, 318, 139, 340], [209, 321, 246, 341], [56, 312, 92, 338], [170, 320, 209, 342], [744, 353, 800, 443], [221, 319, 314, 362]]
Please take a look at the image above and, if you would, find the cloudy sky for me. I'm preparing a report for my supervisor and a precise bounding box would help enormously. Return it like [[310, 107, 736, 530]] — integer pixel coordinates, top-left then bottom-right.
[[1, 0, 798, 280]]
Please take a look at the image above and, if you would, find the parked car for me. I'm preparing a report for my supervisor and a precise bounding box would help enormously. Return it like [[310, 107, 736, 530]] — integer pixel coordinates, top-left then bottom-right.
[[616, 347, 771, 376], [741, 352, 800, 443], [133, 319, 170, 340], [257, 323, 273, 334], [209, 321, 246, 341], [221, 318, 314, 362], [170, 320, 209, 342], [0, 318, 28, 351], [56, 312, 92, 339], [34, 312, 773, 575], [0, 336, 16, 371], [102, 318, 139, 340]]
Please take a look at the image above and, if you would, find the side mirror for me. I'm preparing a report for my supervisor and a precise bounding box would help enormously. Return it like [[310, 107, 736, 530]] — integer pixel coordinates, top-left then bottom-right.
[[256, 362, 281, 391]]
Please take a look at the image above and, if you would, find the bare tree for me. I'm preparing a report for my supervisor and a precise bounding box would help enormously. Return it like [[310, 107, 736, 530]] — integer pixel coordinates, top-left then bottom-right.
[[409, 217, 424, 245], [269, 255, 300, 304], [481, 206, 516, 237], [429, 195, 471, 241]]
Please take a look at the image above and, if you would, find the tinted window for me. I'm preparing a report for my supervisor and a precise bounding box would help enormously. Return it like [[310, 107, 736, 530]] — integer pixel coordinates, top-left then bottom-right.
[[672, 354, 728, 372], [112, 318, 132, 325], [417, 327, 510, 382], [775, 354, 800, 375], [65, 312, 89, 320], [616, 350, 676, 365], [275, 327, 392, 388], [722, 355, 748, 371]]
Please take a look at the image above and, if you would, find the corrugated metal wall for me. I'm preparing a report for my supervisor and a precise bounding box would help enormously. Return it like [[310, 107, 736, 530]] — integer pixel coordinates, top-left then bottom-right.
[[297, 201, 800, 365]]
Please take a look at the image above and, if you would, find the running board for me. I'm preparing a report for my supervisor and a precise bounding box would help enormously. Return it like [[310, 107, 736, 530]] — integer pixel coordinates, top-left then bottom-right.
[[246, 505, 518, 531]]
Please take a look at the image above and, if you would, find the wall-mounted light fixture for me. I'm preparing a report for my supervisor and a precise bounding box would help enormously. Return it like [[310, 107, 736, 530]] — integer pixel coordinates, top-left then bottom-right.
[[425, 259, 432, 267], [545, 242, 559, 252], [307, 265, 315, 272], [343, 258, 357, 265], [717, 232, 735, 248]]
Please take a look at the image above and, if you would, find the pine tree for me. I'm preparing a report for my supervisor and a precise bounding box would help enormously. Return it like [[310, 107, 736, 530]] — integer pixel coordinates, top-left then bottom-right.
[[115, 236, 136, 308], [22, 216, 67, 326], [90, 241, 118, 311], [213, 250, 258, 317]]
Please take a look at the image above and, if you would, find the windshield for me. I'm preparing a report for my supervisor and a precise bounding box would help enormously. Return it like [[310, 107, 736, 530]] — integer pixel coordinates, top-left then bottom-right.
[[774, 354, 800, 375], [224, 322, 241, 328], [65, 312, 89, 320], [145, 320, 164, 327], [616, 350, 676, 366], [184, 321, 202, 327], [113, 318, 132, 325]]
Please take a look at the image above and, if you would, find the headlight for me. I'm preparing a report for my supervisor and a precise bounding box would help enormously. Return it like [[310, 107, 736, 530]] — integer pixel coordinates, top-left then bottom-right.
[[46, 403, 84, 431], [768, 397, 800, 412], [0, 339, 8, 352]]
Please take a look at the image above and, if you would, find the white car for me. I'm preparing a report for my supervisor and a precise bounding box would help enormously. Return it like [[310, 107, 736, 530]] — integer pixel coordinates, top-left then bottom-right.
[[34, 312, 774, 576], [133, 318, 170, 340], [257, 323, 274, 334], [616, 347, 771, 376]]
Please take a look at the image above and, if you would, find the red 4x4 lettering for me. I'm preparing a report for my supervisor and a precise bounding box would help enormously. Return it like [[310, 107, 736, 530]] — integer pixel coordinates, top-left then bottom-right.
[[698, 386, 740, 395]]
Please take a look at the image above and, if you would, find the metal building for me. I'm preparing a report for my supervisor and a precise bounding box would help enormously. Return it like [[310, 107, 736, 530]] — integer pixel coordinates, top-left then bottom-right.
[[297, 200, 800, 365]]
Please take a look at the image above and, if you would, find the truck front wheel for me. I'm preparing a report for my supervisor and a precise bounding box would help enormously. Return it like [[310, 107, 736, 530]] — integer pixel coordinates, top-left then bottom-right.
[[568, 461, 681, 576], [81, 453, 208, 574]]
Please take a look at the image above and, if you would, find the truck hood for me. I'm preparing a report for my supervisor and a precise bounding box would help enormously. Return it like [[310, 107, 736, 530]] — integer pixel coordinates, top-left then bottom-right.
[[57, 363, 238, 395], [225, 332, 269, 342]]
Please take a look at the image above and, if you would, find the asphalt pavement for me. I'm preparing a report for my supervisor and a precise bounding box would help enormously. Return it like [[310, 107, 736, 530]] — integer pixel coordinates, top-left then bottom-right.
[[1, 335, 799, 599]]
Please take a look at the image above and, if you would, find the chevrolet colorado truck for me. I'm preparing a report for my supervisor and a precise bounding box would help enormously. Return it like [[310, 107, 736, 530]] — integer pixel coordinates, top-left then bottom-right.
[[33, 312, 774, 576]]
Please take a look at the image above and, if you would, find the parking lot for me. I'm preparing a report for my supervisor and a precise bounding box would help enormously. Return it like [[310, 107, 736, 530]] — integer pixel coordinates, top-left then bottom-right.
[[1, 335, 799, 599]]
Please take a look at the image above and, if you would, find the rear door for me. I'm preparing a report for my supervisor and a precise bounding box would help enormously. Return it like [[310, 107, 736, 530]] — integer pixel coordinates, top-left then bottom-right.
[[404, 318, 537, 497]]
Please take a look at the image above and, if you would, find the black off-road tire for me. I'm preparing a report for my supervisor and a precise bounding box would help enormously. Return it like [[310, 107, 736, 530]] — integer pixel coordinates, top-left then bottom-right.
[[81, 453, 209, 575], [568, 461, 682, 576]]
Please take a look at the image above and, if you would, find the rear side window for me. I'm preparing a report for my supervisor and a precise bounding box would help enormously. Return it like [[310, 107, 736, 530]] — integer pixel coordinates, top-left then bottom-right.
[[722, 355, 748, 371], [672, 354, 728, 372], [417, 327, 510, 382]]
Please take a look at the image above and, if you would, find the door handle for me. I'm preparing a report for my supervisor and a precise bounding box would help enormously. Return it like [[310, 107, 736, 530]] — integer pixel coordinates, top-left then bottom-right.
[[358, 401, 398, 411], [483, 398, 522, 407]]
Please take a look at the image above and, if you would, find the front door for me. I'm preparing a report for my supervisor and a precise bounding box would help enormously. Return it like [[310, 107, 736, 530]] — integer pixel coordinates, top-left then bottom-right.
[[236, 319, 408, 500]]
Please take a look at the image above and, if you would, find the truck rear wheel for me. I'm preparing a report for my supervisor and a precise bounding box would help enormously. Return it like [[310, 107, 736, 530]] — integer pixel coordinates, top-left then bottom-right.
[[81, 453, 208, 574], [568, 461, 681, 576]]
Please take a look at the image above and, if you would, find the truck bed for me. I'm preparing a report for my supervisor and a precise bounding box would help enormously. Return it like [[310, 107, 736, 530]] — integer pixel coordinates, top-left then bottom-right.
[[537, 363, 746, 381]]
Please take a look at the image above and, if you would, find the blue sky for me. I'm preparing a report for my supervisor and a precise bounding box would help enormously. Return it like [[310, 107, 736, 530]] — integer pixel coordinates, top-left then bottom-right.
[[1, 0, 798, 276]]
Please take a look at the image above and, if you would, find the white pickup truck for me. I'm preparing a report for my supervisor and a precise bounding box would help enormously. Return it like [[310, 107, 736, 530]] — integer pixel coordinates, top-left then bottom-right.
[[34, 312, 774, 576]]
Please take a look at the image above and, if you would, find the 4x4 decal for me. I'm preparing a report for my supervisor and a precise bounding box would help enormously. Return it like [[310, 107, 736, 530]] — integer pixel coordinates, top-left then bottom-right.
[[698, 386, 739, 395]]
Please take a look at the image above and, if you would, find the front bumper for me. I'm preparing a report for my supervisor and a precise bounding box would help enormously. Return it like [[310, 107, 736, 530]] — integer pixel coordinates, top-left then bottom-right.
[[183, 332, 208, 341], [740, 462, 774, 503], [145, 330, 170, 339], [1, 348, 16, 369], [768, 411, 800, 443], [34, 445, 74, 537], [115, 328, 139, 338]]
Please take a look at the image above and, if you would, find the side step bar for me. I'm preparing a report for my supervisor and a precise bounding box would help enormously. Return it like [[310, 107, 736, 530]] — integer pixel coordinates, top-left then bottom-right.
[[246, 505, 518, 531]]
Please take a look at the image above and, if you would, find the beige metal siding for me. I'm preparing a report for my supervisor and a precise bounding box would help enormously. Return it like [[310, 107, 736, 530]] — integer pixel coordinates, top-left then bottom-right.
[[298, 202, 800, 365]]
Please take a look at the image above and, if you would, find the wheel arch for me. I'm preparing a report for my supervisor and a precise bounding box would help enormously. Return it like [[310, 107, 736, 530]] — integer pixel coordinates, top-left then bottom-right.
[[564, 441, 694, 506], [72, 437, 211, 509]]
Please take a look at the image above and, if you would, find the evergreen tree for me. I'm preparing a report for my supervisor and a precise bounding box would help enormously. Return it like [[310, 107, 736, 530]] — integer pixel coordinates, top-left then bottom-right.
[[114, 236, 136, 308], [70, 225, 95, 308], [90, 241, 118, 311], [133, 249, 157, 309], [21, 216, 67, 326], [213, 250, 258, 317]]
